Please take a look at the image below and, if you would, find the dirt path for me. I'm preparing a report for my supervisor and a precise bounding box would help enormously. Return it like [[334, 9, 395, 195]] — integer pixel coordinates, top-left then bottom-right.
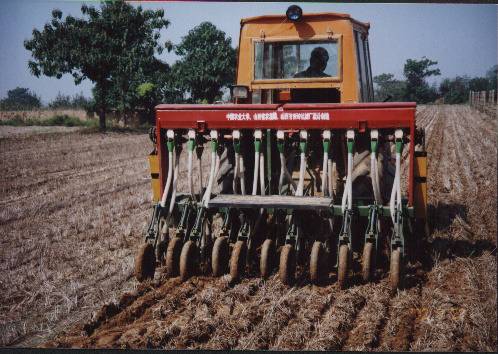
[[1, 105, 496, 350]]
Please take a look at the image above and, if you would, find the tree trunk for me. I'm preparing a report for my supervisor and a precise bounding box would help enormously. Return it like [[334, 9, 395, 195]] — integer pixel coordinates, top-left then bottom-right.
[[98, 108, 106, 132]]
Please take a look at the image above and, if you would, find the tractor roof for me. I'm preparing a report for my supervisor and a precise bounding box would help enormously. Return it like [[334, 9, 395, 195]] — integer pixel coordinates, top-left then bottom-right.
[[240, 12, 370, 30]]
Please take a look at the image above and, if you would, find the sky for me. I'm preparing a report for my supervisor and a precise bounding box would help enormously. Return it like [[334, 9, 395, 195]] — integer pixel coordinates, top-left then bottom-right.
[[0, 1, 496, 104]]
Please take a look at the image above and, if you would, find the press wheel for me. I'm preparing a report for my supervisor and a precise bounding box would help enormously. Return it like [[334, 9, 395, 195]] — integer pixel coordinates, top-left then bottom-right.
[[179, 240, 198, 281], [134, 243, 156, 282], [310, 241, 327, 285], [279, 244, 296, 286], [389, 247, 402, 293], [361, 241, 375, 283], [230, 240, 247, 282], [260, 239, 275, 279], [212, 236, 229, 277], [165, 237, 183, 277], [337, 244, 350, 289]]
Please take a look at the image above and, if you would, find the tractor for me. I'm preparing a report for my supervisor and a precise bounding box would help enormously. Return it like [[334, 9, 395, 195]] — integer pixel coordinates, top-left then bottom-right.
[[135, 5, 428, 292]]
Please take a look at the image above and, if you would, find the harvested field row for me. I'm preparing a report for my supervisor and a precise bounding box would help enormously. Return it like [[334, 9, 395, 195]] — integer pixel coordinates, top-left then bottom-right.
[[1, 105, 496, 350]]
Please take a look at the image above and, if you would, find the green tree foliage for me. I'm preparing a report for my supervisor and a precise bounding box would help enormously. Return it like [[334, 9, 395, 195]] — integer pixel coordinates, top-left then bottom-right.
[[24, 0, 169, 131], [174, 22, 236, 103], [0, 87, 41, 110], [439, 76, 468, 104], [486, 65, 497, 90], [373, 73, 406, 102], [403, 57, 441, 103]]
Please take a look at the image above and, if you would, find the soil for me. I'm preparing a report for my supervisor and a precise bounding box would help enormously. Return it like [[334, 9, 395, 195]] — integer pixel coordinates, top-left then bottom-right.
[[1, 105, 496, 350]]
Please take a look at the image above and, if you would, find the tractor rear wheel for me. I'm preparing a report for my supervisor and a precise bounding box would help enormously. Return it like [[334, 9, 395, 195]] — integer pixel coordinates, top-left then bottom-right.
[[230, 240, 247, 282], [279, 244, 296, 285], [212, 236, 229, 277], [165, 237, 183, 277], [361, 241, 375, 283], [134, 243, 156, 282], [310, 241, 327, 285], [337, 244, 350, 289], [260, 239, 275, 279], [389, 247, 402, 293], [179, 241, 198, 281]]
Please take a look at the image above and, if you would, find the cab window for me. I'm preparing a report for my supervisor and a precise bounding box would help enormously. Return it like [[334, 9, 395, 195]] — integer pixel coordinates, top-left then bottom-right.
[[254, 40, 338, 80]]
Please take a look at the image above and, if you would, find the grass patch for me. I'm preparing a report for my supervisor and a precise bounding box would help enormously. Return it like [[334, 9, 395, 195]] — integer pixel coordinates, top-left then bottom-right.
[[0, 115, 97, 128]]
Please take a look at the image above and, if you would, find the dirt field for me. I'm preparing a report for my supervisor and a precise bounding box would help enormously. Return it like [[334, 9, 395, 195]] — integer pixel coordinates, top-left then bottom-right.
[[1, 105, 496, 350]]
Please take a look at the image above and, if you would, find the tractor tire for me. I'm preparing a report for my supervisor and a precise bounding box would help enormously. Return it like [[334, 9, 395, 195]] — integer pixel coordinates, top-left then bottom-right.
[[229, 240, 247, 283], [165, 237, 183, 277], [389, 247, 402, 293], [361, 241, 375, 283], [179, 241, 198, 282], [279, 244, 296, 286], [260, 239, 276, 279], [310, 241, 327, 285], [212, 236, 229, 277], [337, 244, 350, 289], [134, 243, 156, 282]]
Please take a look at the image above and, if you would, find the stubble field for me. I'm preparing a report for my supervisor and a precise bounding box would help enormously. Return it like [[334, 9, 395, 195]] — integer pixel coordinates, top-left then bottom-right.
[[0, 105, 496, 351]]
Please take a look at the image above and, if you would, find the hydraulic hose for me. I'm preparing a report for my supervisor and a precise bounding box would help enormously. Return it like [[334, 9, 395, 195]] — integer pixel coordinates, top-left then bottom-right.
[[322, 130, 331, 197], [390, 130, 403, 223], [259, 152, 265, 196], [370, 130, 382, 204], [239, 155, 246, 195], [252, 130, 262, 196], [202, 131, 219, 207], [168, 148, 181, 215], [295, 130, 308, 197], [160, 130, 175, 208], [341, 130, 355, 212], [187, 130, 196, 199]]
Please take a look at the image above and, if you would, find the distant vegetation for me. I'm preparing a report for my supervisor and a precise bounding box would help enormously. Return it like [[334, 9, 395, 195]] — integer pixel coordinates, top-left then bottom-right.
[[0, 114, 97, 128], [374, 59, 497, 104]]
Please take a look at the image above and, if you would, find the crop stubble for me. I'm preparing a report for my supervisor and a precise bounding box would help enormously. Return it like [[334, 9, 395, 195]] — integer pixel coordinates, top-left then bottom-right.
[[0, 105, 496, 350]]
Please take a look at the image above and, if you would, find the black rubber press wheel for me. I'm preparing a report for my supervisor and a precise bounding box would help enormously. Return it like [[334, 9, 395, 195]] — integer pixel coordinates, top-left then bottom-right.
[[389, 247, 402, 293], [165, 237, 183, 277], [361, 242, 375, 283], [212, 236, 229, 277], [279, 244, 296, 286], [337, 244, 350, 289], [229, 240, 247, 282], [260, 239, 276, 279], [310, 241, 327, 285], [134, 243, 156, 282], [179, 241, 198, 282]]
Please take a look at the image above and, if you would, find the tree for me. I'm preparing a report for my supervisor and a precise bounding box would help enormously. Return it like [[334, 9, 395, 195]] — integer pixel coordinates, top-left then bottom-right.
[[486, 65, 497, 90], [174, 22, 236, 103], [373, 73, 406, 102], [403, 57, 441, 103], [439, 76, 468, 104], [24, 0, 169, 131], [0, 87, 41, 110]]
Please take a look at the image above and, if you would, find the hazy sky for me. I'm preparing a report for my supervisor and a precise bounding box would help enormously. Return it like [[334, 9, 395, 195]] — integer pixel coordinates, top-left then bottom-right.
[[0, 1, 496, 103]]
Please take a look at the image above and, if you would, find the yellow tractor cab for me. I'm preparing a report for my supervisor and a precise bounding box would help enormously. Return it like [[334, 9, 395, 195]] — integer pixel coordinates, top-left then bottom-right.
[[233, 5, 374, 104]]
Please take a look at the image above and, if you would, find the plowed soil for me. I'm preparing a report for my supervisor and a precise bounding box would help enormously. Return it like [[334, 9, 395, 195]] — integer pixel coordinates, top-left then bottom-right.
[[1, 105, 496, 351]]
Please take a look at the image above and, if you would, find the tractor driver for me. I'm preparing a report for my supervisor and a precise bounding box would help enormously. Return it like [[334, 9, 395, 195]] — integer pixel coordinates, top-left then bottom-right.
[[294, 46, 330, 78]]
